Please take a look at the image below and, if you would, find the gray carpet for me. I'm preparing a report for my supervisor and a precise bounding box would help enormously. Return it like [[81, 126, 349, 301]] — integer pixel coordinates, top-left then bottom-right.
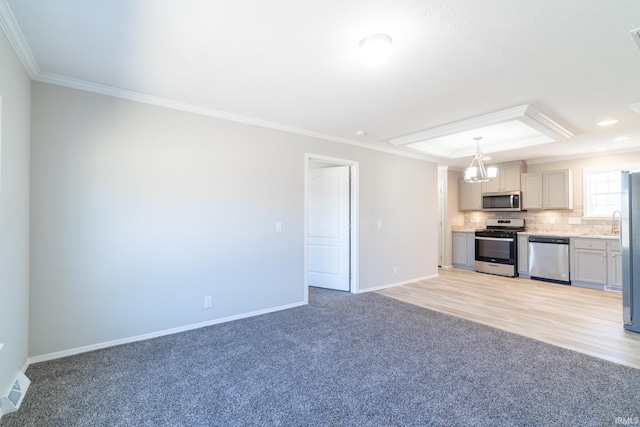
[[2, 288, 639, 426]]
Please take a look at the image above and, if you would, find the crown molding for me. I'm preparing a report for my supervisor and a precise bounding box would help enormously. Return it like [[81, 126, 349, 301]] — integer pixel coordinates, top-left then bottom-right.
[[518, 105, 573, 140], [0, 0, 39, 78], [525, 144, 640, 165], [0, 0, 432, 164], [33, 71, 437, 163]]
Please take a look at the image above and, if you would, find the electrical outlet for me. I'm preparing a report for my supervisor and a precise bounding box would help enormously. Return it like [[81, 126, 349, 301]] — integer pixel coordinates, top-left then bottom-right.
[[204, 296, 212, 308], [549, 217, 555, 225], [568, 217, 581, 225], [393, 267, 398, 274]]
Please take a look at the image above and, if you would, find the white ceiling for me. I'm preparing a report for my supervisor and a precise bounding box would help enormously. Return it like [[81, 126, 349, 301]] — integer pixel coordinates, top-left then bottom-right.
[[2, 0, 640, 168]]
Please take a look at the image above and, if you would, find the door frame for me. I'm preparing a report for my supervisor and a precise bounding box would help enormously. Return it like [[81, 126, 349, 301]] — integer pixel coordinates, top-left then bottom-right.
[[304, 153, 359, 301], [438, 179, 444, 267]]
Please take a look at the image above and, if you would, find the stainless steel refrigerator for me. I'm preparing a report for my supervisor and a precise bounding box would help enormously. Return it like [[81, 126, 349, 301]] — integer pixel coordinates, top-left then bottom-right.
[[621, 171, 640, 333]]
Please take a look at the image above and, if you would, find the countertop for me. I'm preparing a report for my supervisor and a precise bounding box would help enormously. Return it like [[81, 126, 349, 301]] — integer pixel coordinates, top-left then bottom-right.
[[517, 231, 620, 240], [452, 229, 620, 240]]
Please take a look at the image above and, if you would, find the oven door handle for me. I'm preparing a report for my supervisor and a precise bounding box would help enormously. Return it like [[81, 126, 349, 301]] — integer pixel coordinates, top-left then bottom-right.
[[475, 236, 514, 242]]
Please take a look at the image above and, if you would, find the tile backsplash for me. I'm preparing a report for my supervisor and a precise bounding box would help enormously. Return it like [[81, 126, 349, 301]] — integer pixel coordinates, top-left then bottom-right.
[[456, 209, 617, 236]]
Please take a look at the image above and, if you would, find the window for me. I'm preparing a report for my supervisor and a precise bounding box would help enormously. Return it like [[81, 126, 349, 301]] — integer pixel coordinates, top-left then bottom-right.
[[584, 169, 621, 217], [584, 164, 640, 218]]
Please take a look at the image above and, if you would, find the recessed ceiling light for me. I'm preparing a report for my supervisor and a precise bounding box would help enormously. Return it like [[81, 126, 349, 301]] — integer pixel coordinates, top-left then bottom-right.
[[595, 147, 607, 152], [613, 136, 629, 142], [355, 130, 367, 137], [358, 34, 393, 67], [596, 119, 619, 126]]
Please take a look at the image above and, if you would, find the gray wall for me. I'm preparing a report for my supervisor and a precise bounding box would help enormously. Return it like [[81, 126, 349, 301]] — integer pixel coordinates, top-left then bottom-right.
[[30, 82, 438, 357], [0, 30, 31, 393]]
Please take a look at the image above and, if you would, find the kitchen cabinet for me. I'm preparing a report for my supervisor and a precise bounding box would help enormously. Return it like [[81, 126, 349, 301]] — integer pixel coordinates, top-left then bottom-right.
[[452, 231, 475, 270], [481, 161, 526, 193], [517, 234, 529, 277], [521, 169, 573, 210], [521, 173, 543, 209], [546, 169, 573, 209], [571, 238, 608, 290], [607, 240, 622, 291], [459, 179, 482, 211]]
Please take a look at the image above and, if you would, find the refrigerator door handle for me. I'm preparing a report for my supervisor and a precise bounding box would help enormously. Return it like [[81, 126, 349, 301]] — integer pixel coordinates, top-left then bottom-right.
[[621, 171, 634, 327]]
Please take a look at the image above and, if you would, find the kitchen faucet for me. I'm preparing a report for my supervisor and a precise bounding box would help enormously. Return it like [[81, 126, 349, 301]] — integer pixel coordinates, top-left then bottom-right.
[[611, 210, 621, 235]]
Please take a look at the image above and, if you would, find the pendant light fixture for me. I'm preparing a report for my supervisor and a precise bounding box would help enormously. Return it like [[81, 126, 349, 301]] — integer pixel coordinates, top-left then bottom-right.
[[464, 137, 497, 183]]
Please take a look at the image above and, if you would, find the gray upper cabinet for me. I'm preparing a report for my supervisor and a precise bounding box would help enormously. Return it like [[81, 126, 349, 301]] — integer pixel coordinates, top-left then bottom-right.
[[522, 169, 573, 210], [481, 161, 526, 193], [545, 169, 573, 209], [459, 179, 482, 211], [521, 172, 544, 209]]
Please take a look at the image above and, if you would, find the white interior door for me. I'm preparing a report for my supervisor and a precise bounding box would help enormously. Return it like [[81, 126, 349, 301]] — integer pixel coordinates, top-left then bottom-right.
[[308, 166, 350, 291]]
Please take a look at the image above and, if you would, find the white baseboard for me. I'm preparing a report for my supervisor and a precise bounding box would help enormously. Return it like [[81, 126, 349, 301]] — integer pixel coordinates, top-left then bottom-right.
[[28, 300, 307, 365], [356, 273, 438, 293]]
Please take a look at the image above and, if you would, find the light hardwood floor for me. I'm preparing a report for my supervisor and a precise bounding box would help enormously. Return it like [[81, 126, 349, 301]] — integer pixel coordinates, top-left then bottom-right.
[[378, 268, 640, 370]]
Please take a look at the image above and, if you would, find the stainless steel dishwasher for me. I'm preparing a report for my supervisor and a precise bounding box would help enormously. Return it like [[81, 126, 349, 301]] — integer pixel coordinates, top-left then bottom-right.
[[528, 236, 570, 285]]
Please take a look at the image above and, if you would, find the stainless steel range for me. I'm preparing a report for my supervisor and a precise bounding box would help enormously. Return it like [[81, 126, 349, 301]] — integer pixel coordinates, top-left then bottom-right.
[[475, 218, 525, 278]]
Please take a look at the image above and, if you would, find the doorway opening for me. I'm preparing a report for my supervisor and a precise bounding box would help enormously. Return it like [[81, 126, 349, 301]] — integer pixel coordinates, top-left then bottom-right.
[[304, 154, 359, 302]]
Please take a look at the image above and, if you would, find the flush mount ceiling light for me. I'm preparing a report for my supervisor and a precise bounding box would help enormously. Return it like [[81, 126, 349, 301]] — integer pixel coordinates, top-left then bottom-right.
[[596, 119, 619, 126], [358, 34, 393, 67], [464, 137, 497, 183]]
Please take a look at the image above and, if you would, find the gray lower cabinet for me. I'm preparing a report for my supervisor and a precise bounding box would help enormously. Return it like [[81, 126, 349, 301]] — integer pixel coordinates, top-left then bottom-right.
[[452, 231, 475, 270], [571, 238, 621, 290], [517, 234, 529, 277], [607, 240, 622, 291]]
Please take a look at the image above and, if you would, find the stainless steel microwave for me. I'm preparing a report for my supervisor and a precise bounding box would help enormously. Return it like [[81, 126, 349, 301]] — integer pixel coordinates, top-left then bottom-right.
[[482, 191, 522, 211]]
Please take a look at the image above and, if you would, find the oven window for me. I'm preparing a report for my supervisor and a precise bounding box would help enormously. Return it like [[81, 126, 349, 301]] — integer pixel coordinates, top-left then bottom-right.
[[476, 238, 513, 261]]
